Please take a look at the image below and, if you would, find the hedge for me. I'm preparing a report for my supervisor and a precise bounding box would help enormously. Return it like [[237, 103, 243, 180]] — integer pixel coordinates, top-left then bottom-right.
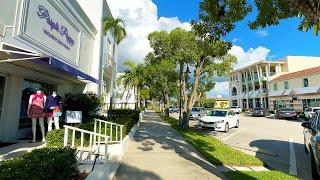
[[0, 147, 78, 179], [46, 109, 141, 147]]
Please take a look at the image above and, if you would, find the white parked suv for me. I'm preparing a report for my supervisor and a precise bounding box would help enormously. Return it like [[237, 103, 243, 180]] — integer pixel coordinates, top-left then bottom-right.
[[305, 107, 320, 119], [230, 106, 242, 114], [190, 107, 206, 120], [198, 110, 239, 132]]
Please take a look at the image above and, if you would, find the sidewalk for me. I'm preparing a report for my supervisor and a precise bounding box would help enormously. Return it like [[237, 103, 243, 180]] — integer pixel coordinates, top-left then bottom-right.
[[114, 111, 226, 180]]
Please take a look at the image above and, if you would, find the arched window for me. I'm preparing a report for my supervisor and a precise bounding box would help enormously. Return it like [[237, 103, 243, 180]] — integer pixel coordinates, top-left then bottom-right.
[[232, 87, 237, 96]]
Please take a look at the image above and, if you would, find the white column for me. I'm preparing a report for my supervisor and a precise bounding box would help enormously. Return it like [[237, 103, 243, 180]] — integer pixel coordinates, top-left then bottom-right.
[[265, 65, 269, 77]]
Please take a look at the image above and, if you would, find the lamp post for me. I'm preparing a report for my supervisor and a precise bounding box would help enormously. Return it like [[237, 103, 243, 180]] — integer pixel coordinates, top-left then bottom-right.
[[179, 63, 191, 127]]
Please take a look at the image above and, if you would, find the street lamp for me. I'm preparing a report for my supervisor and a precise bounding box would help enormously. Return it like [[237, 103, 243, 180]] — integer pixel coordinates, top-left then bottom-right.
[[179, 63, 191, 127]]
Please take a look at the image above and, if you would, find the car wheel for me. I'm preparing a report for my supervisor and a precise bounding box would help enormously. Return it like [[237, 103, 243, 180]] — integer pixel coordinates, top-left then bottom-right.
[[225, 123, 229, 133], [235, 120, 239, 128], [311, 150, 320, 179]]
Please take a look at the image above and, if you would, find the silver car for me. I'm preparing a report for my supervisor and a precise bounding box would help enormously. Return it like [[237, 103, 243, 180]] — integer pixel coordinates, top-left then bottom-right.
[[302, 110, 320, 179], [190, 107, 206, 120], [276, 108, 297, 119]]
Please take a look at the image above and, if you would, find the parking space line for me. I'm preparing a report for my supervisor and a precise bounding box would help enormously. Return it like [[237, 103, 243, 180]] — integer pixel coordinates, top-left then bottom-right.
[[221, 128, 246, 141], [288, 138, 298, 176]]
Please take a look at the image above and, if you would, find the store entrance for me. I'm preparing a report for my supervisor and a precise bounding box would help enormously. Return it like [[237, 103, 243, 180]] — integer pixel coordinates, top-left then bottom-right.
[[0, 76, 5, 121]]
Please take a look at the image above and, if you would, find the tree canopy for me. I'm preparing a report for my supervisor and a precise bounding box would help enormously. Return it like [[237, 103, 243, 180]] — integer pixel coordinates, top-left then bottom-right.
[[198, 0, 320, 38]]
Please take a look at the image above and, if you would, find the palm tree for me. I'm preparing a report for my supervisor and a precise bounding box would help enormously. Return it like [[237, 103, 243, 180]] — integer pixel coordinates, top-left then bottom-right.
[[102, 16, 127, 111], [102, 17, 127, 44], [118, 60, 145, 109]]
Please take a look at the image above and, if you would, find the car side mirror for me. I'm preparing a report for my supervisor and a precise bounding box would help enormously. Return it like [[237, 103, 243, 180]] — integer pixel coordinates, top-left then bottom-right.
[[301, 121, 311, 129]]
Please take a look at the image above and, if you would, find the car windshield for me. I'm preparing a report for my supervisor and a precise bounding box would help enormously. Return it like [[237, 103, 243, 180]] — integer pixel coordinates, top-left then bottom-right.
[[192, 108, 201, 111], [210, 110, 227, 117]]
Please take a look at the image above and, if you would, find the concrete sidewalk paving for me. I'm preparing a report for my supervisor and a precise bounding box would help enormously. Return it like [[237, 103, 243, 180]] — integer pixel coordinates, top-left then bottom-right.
[[114, 111, 226, 180]]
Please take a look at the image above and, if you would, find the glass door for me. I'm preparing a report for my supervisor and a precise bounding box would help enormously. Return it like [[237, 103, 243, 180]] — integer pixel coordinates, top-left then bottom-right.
[[0, 76, 5, 120]]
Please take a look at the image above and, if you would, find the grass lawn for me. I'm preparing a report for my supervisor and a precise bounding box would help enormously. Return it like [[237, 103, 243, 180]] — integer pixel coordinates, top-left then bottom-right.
[[162, 116, 264, 166], [224, 171, 298, 180]]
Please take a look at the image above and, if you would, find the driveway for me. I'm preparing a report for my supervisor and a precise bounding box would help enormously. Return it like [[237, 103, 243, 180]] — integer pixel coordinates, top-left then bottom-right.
[[170, 112, 311, 179]]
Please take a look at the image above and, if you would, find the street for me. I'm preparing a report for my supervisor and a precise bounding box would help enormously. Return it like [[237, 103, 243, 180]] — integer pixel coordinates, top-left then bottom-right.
[[170, 112, 311, 179]]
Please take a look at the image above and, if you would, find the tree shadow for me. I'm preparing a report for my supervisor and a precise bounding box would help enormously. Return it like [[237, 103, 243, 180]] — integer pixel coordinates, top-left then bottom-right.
[[249, 139, 311, 179], [115, 162, 162, 180], [126, 111, 266, 179]]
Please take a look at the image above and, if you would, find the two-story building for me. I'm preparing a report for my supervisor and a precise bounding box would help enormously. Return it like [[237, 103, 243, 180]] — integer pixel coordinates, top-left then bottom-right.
[[0, 0, 117, 141], [269, 66, 320, 112], [229, 56, 320, 110]]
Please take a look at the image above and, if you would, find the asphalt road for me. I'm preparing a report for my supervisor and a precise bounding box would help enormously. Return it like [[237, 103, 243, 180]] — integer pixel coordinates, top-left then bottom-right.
[[170, 112, 312, 179]]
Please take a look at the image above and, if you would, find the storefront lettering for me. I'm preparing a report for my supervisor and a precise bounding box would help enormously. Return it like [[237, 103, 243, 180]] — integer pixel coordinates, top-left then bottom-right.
[[37, 5, 75, 48], [43, 28, 70, 50]]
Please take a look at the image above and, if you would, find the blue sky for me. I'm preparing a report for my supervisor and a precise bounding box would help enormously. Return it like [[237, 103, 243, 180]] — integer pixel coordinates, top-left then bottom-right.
[[153, 0, 320, 60], [152, 0, 320, 98], [108, 0, 320, 98]]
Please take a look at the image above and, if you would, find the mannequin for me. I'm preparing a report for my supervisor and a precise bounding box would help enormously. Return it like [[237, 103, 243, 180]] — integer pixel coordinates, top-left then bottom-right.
[[27, 90, 46, 143], [45, 91, 62, 131]]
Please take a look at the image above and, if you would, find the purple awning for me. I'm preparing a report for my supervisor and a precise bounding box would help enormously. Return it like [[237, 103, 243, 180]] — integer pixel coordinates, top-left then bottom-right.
[[31, 57, 100, 84]]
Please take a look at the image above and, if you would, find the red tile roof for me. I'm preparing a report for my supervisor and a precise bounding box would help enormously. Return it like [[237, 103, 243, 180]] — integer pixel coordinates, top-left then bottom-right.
[[272, 66, 320, 82]]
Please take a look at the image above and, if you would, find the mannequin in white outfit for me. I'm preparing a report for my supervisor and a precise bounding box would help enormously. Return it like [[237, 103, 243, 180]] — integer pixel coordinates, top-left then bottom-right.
[[27, 90, 46, 143], [45, 91, 61, 131]]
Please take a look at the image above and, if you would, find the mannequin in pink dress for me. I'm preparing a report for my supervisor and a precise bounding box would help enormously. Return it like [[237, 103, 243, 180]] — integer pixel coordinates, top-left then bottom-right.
[[27, 90, 46, 143]]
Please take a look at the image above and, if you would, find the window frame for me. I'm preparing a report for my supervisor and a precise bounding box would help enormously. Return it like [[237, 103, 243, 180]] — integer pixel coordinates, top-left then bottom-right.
[[303, 78, 309, 87], [273, 83, 278, 91], [284, 81, 289, 90]]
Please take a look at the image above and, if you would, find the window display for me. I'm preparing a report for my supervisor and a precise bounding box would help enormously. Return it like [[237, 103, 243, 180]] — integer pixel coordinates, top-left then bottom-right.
[[19, 79, 56, 129]]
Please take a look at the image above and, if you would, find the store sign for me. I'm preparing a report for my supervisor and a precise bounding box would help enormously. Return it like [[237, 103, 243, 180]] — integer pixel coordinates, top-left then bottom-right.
[[65, 111, 82, 124], [21, 0, 80, 65], [37, 5, 75, 50]]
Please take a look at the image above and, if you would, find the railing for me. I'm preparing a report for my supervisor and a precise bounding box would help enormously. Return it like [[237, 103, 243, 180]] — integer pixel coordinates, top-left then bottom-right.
[[63, 125, 109, 162], [94, 119, 124, 143]]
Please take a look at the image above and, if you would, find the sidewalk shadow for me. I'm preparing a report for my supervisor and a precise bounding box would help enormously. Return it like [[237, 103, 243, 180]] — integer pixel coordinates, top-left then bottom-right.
[[249, 139, 311, 179], [131, 111, 262, 179], [115, 162, 161, 180]]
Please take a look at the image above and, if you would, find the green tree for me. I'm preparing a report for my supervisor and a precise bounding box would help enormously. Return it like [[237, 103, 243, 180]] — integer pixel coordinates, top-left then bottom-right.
[[144, 54, 178, 117], [146, 28, 236, 125], [102, 17, 127, 44], [102, 16, 127, 111], [117, 60, 146, 109], [198, 0, 320, 38]]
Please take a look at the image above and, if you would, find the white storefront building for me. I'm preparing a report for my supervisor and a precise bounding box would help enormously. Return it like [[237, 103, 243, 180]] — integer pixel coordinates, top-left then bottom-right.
[[0, 0, 117, 141]]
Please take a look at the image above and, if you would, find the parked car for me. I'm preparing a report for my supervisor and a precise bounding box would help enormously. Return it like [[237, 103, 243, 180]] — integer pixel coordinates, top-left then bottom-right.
[[230, 106, 242, 114], [190, 107, 206, 120], [169, 106, 179, 113], [302, 110, 320, 179], [305, 107, 320, 120], [275, 108, 297, 119], [252, 107, 268, 117], [198, 110, 239, 132]]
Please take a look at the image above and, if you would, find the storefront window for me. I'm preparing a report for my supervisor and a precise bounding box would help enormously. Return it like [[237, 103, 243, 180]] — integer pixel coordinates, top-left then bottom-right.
[[19, 79, 56, 129]]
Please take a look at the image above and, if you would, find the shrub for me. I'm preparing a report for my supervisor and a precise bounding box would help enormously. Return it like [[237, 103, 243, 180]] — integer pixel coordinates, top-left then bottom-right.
[[64, 92, 102, 122], [107, 109, 140, 122], [46, 129, 64, 148], [0, 147, 78, 179]]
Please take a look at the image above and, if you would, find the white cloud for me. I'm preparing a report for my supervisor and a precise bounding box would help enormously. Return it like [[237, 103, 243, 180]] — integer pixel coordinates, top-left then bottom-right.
[[207, 81, 229, 98], [107, 0, 191, 71], [232, 38, 240, 43], [206, 45, 271, 98], [256, 30, 268, 37], [229, 45, 271, 70]]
